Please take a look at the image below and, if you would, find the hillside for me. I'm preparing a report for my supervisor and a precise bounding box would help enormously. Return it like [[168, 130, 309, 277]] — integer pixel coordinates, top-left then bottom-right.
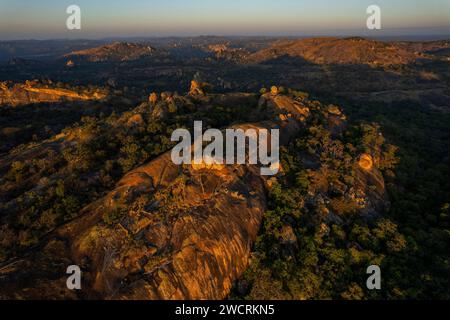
[[249, 37, 421, 66], [395, 39, 450, 54], [0, 80, 108, 106], [64, 42, 157, 62], [0, 85, 398, 299]]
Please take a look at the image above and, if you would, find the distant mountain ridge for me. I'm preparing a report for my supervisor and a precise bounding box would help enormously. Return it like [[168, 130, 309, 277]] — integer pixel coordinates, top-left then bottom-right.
[[64, 42, 157, 62], [248, 37, 427, 66], [2, 37, 449, 66]]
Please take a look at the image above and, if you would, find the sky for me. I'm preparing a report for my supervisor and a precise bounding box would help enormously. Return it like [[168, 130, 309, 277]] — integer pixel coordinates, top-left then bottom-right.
[[0, 0, 449, 40]]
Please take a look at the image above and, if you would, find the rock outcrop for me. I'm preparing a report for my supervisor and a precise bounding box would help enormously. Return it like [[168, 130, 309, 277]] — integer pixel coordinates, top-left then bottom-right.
[[207, 43, 249, 62], [354, 154, 389, 218], [0, 93, 305, 299], [148, 92, 158, 104], [64, 42, 156, 62], [189, 80, 212, 96], [0, 81, 107, 107], [259, 90, 310, 121], [249, 37, 420, 66], [0, 91, 390, 300]]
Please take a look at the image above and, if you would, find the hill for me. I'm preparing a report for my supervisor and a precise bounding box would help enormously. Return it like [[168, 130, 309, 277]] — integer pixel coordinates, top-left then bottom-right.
[[0, 80, 108, 106], [249, 37, 420, 66], [0, 86, 396, 299], [64, 42, 157, 62]]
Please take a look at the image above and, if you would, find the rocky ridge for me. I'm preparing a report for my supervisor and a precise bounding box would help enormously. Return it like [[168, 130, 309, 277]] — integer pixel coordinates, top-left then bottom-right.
[[249, 37, 421, 66], [0, 80, 108, 107], [0, 88, 390, 299], [65, 42, 157, 62]]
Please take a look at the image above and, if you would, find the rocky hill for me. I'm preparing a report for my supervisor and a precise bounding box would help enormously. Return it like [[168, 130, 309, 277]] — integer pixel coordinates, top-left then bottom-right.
[[206, 43, 249, 62], [0, 86, 392, 299], [249, 37, 420, 66], [64, 42, 157, 62], [395, 39, 450, 54], [0, 80, 108, 107]]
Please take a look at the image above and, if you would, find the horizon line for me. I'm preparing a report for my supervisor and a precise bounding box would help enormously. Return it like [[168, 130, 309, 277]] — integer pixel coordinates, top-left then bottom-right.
[[2, 33, 450, 42]]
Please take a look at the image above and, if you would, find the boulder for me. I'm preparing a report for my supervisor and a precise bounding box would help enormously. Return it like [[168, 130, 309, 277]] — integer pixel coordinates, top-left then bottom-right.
[[148, 92, 158, 104], [189, 80, 205, 96]]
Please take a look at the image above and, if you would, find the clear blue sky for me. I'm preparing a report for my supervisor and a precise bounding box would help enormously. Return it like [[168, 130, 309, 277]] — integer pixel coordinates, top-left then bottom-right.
[[0, 0, 449, 39]]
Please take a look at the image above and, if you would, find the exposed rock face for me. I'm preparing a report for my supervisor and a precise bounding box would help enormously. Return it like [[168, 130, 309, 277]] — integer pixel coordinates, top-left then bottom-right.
[[270, 86, 279, 96], [0, 81, 107, 107], [189, 80, 207, 96], [208, 44, 230, 55], [355, 154, 388, 218], [259, 92, 310, 121], [0, 122, 301, 300], [0, 91, 389, 300], [126, 114, 144, 127], [207, 43, 249, 62], [0, 92, 304, 299], [148, 92, 158, 104], [56, 153, 267, 299], [327, 105, 342, 116], [358, 154, 374, 171]]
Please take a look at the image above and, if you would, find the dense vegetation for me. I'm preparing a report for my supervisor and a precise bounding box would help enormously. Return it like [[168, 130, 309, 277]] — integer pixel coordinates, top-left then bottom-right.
[[230, 90, 449, 299], [0, 92, 256, 262], [345, 99, 450, 298]]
